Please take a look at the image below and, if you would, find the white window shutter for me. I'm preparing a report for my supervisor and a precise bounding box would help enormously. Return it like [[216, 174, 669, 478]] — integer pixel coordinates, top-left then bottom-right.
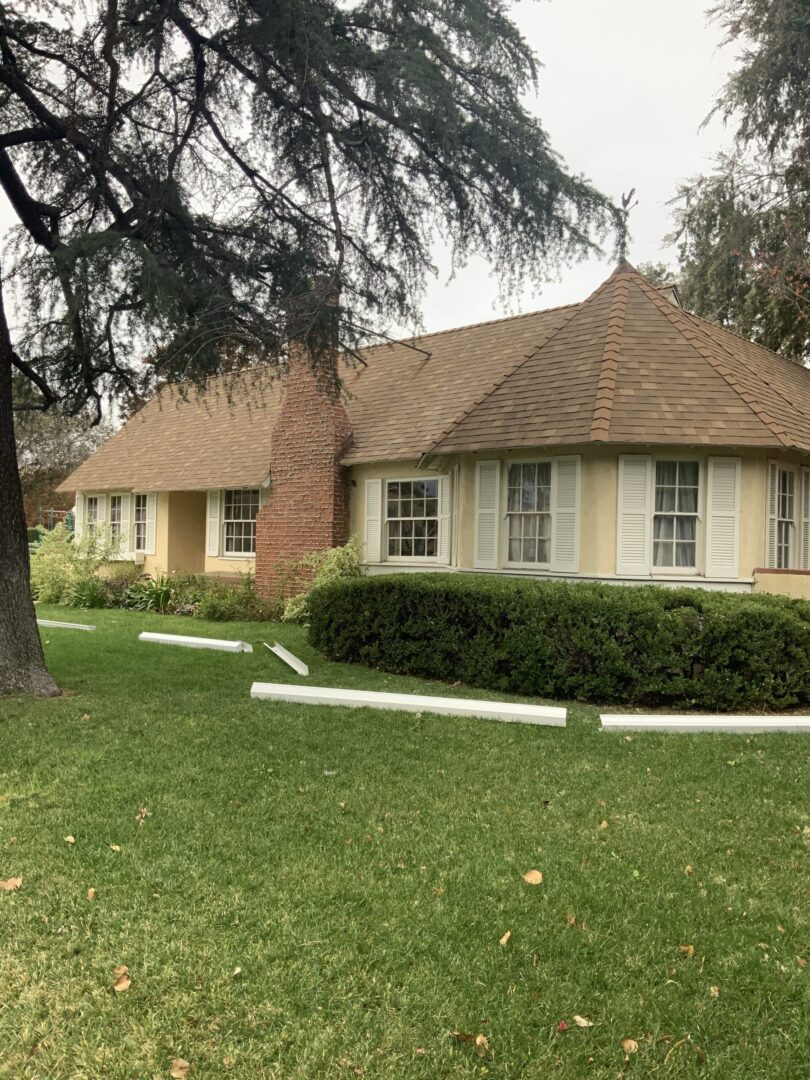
[[617, 455, 651, 575], [705, 457, 741, 578], [206, 490, 221, 557], [119, 494, 133, 559], [364, 479, 383, 562], [437, 475, 452, 564], [551, 457, 580, 572], [801, 468, 810, 570], [766, 460, 778, 569], [145, 493, 157, 556], [73, 494, 85, 540], [474, 461, 501, 569]]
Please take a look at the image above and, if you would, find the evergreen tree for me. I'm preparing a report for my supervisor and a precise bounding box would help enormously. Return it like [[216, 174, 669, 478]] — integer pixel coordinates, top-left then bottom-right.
[[672, 0, 810, 360], [0, 0, 619, 695]]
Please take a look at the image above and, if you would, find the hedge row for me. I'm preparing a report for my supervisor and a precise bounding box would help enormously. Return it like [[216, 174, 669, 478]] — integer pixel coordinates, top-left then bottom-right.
[[308, 573, 810, 711]]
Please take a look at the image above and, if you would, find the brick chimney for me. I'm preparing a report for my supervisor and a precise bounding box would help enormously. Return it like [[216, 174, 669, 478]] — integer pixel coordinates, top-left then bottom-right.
[[255, 349, 352, 598]]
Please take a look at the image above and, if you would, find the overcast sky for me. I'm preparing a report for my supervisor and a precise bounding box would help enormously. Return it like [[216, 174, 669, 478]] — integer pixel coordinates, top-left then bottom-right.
[[414, 0, 737, 334], [0, 1, 737, 341]]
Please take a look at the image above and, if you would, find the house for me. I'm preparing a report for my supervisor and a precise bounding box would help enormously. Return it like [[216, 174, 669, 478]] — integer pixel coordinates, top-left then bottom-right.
[[59, 262, 810, 599]]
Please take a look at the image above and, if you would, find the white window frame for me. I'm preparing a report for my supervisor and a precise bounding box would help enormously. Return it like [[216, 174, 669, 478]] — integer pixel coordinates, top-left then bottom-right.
[[133, 493, 148, 553], [650, 456, 704, 576], [503, 457, 553, 569], [222, 488, 261, 557], [384, 476, 441, 562], [85, 495, 100, 531], [775, 463, 798, 569], [107, 493, 125, 556]]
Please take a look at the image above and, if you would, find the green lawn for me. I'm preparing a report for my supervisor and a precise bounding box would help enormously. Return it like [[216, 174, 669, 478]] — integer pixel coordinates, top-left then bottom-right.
[[0, 606, 808, 1078]]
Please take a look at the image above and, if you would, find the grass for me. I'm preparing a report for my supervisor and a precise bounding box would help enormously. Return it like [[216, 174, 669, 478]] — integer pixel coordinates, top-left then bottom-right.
[[0, 605, 808, 1079]]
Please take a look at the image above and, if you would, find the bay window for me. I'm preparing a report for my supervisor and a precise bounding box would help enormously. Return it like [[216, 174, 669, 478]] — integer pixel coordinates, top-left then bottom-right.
[[506, 462, 551, 564], [653, 460, 699, 569]]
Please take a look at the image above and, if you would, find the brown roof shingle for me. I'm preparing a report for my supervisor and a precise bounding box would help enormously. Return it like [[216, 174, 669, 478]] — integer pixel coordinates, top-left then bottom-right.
[[60, 263, 810, 492]]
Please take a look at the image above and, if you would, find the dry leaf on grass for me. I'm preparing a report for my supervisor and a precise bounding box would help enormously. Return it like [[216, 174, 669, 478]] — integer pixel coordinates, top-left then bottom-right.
[[522, 869, 543, 885], [684, 865, 694, 875], [621, 1038, 638, 1054], [710, 985, 720, 998], [86, 888, 97, 901], [232, 966, 242, 979], [679, 944, 695, 958], [64, 836, 75, 845], [112, 966, 132, 993], [573, 1015, 594, 1028], [450, 1032, 490, 1057], [170, 1059, 190, 1079], [797, 956, 807, 969], [1, 877, 22, 892], [499, 930, 512, 946], [556, 1021, 569, 1032], [598, 819, 608, 830], [110, 844, 121, 852], [135, 806, 151, 825]]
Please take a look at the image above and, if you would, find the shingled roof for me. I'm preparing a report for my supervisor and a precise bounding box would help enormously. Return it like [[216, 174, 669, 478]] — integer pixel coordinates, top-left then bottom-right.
[[429, 262, 810, 454], [60, 263, 810, 493]]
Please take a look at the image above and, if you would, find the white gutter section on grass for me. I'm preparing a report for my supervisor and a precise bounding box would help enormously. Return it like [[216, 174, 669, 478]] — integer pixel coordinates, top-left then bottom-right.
[[263, 642, 309, 676], [600, 714, 810, 733], [250, 682, 566, 726], [37, 619, 96, 632], [138, 631, 253, 653]]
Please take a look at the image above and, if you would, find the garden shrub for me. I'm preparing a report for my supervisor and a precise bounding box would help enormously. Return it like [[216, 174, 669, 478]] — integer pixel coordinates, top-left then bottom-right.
[[30, 523, 122, 604], [196, 574, 281, 622], [281, 536, 363, 622], [308, 573, 810, 711]]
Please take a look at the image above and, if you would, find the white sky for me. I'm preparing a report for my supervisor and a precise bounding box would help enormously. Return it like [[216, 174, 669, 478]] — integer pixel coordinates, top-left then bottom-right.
[[0, 0, 736, 341], [414, 0, 736, 333]]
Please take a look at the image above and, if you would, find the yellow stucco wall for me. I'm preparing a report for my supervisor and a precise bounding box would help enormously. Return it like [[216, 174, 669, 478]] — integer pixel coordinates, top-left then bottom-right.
[[346, 447, 810, 589], [753, 571, 810, 599]]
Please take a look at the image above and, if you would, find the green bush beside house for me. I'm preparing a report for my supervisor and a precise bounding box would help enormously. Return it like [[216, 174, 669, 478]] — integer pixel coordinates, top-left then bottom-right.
[[308, 573, 810, 712]]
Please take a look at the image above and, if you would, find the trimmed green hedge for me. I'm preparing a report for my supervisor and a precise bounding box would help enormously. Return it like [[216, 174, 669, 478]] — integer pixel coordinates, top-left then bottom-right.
[[308, 573, 810, 711]]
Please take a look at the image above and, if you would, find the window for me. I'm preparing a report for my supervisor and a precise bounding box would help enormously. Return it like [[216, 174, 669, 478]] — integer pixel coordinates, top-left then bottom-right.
[[653, 461, 699, 568], [85, 496, 99, 531], [109, 495, 122, 547], [134, 494, 148, 551], [506, 462, 551, 564], [776, 467, 795, 568], [386, 479, 439, 558], [223, 489, 260, 554]]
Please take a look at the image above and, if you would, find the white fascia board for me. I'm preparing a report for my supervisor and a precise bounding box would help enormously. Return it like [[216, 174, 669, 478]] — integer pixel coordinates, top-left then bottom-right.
[[139, 631, 253, 653], [251, 682, 565, 726], [37, 619, 96, 631], [601, 714, 810, 733], [264, 642, 309, 676]]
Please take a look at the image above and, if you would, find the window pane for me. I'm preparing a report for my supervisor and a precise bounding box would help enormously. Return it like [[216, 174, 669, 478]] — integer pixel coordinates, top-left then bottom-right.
[[655, 487, 676, 512], [677, 486, 698, 513], [653, 541, 672, 567], [412, 498, 425, 517], [401, 538, 413, 557], [653, 516, 674, 540], [425, 479, 438, 498], [676, 542, 696, 567], [521, 464, 536, 511], [425, 498, 438, 518], [678, 462, 699, 487], [676, 517, 696, 542], [522, 538, 536, 562], [509, 537, 522, 562], [537, 538, 550, 564], [412, 480, 425, 499], [414, 538, 426, 556], [656, 461, 677, 486], [426, 538, 437, 557]]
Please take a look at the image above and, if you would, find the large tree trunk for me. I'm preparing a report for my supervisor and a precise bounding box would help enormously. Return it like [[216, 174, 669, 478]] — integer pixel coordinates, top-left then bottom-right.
[[0, 283, 60, 697]]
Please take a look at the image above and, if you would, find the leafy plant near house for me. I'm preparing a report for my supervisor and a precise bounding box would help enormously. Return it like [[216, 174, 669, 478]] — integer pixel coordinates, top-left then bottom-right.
[[309, 573, 810, 711], [196, 574, 281, 623], [29, 523, 122, 605], [282, 537, 363, 623]]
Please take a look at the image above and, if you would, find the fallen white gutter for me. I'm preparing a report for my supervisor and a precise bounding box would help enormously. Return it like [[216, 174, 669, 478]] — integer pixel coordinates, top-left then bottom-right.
[[37, 619, 96, 632], [263, 642, 309, 676], [139, 631, 253, 653], [600, 713, 810, 733], [251, 682, 565, 726]]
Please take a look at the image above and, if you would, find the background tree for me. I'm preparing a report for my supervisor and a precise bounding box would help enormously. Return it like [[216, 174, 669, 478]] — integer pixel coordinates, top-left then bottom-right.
[[671, 0, 810, 360], [0, 0, 620, 695], [13, 380, 112, 523]]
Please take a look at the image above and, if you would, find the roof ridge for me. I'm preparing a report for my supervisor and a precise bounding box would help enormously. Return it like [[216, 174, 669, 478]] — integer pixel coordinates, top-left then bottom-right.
[[425, 279, 614, 457], [357, 301, 582, 357], [629, 272, 794, 449], [589, 274, 629, 441]]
